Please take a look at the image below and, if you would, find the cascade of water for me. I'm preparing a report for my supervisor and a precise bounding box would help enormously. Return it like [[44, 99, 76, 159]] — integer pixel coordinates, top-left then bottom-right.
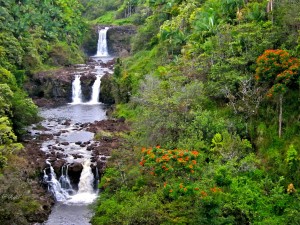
[[96, 27, 109, 57], [65, 160, 97, 205], [72, 75, 82, 104], [77, 160, 94, 193], [88, 75, 102, 104], [43, 161, 70, 201], [58, 164, 74, 194]]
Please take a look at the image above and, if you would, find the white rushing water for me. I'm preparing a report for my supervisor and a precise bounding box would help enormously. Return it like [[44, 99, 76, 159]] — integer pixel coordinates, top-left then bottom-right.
[[66, 160, 98, 205], [88, 75, 102, 104], [43, 162, 71, 202], [96, 27, 109, 57], [71, 75, 82, 104]]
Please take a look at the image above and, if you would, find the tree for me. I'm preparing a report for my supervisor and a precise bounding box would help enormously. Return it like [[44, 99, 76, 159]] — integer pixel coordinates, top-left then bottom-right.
[[255, 49, 300, 137]]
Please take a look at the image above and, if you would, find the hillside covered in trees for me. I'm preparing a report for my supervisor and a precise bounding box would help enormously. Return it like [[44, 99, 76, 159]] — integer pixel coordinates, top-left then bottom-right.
[[90, 0, 300, 224], [0, 0, 300, 224]]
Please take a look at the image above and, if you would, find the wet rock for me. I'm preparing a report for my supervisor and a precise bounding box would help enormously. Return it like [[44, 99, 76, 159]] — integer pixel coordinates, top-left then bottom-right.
[[96, 160, 106, 174], [62, 120, 71, 126], [69, 162, 83, 173], [48, 157, 56, 163], [72, 154, 84, 159], [56, 152, 66, 159], [68, 162, 83, 187], [86, 146, 93, 151], [61, 142, 69, 146], [53, 159, 66, 175], [91, 156, 98, 162], [75, 141, 82, 145]]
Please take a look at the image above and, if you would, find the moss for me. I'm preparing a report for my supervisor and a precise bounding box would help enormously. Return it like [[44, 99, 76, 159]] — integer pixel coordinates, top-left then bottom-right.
[[94, 130, 113, 141]]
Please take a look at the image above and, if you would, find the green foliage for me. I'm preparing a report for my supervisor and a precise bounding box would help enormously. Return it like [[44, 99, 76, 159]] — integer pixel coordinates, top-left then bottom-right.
[[47, 42, 84, 66], [92, 0, 300, 224]]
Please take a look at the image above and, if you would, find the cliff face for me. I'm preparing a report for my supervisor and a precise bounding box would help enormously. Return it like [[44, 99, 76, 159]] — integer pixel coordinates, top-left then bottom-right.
[[106, 25, 136, 57]]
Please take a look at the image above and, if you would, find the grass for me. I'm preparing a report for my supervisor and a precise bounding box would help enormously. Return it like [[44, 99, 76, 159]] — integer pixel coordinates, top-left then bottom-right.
[[90, 11, 135, 26]]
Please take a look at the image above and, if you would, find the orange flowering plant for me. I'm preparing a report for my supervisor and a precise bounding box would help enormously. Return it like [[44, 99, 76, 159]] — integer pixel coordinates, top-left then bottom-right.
[[255, 49, 300, 97], [139, 146, 201, 178]]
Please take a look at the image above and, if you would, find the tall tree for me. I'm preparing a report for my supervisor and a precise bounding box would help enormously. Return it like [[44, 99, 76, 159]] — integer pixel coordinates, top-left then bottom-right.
[[255, 49, 300, 137]]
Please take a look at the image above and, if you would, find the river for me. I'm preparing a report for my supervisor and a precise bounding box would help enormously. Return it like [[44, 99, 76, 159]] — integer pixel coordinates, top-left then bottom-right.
[[31, 27, 113, 225]]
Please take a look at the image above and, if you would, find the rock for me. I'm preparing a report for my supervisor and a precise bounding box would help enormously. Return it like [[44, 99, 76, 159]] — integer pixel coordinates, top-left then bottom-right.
[[48, 157, 56, 163], [68, 162, 83, 173], [75, 141, 82, 145], [86, 145, 93, 151], [61, 142, 69, 146], [106, 25, 136, 56], [99, 74, 115, 104], [53, 159, 66, 175], [91, 156, 98, 163], [68, 162, 83, 188], [62, 120, 71, 126], [72, 154, 84, 159], [96, 160, 106, 174]]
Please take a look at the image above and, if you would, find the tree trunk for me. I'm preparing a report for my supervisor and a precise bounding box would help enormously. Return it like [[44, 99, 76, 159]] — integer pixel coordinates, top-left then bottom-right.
[[278, 94, 283, 138]]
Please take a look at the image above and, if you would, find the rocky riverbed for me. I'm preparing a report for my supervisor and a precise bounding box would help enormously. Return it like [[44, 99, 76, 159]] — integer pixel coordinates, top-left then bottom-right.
[[22, 114, 129, 223]]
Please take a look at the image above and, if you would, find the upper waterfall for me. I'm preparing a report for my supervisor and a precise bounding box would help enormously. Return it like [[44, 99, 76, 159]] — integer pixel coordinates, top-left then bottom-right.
[[96, 27, 109, 57]]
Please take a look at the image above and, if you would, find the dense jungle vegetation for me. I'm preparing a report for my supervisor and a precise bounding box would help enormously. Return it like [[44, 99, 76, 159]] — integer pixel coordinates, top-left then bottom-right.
[[90, 0, 300, 224], [0, 0, 300, 224]]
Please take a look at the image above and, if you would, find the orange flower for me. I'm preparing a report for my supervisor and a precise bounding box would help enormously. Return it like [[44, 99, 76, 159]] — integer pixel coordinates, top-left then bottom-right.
[[191, 151, 199, 156], [179, 183, 184, 189], [192, 160, 196, 165], [178, 158, 185, 163], [164, 182, 167, 188], [210, 187, 222, 193], [194, 187, 199, 191], [169, 189, 173, 193], [139, 158, 145, 166], [201, 191, 208, 197]]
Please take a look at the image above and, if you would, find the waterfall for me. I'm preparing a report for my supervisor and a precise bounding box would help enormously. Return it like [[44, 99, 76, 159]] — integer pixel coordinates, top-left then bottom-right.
[[59, 164, 73, 193], [44, 160, 97, 204], [66, 160, 97, 204], [96, 27, 109, 57], [78, 160, 94, 193], [88, 75, 101, 104], [72, 75, 82, 104], [43, 161, 70, 201]]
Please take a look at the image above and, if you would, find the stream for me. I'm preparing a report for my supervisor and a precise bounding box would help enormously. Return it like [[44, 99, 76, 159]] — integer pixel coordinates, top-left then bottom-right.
[[31, 27, 113, 225]]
